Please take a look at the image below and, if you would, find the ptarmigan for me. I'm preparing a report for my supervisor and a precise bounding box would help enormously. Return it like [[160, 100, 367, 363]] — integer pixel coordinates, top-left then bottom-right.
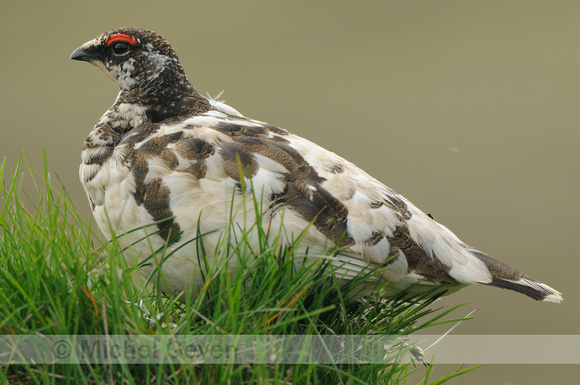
[[70, 27, 562, 303]]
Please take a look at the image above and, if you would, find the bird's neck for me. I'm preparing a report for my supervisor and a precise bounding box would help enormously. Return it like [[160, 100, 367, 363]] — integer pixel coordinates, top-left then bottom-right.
[[119, 63, 212, 124]]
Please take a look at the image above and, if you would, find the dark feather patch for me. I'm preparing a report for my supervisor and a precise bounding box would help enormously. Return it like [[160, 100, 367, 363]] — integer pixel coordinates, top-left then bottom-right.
[[141, 178, 182, 242], [469, 249, 524, 281], [262, 123, 289, 136], [120, 122, 160, 147], [363, 231, 386, 246], [387, 223, 451, 281], [138, 132, 183, 154], [219, 141, 258, 179], [130, 152, 150, 205], [180, 161, 208, 180], [272, 181, 354, 247], [174, 137, 215, 160], [93, 122, 122, 143], [484, 277, 549, 301], [214, 122, 267, 137], [383, 194, 412, 220]]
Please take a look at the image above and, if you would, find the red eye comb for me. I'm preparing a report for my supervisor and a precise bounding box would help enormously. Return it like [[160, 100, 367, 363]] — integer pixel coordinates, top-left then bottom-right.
[[106, 34, 138, 46]]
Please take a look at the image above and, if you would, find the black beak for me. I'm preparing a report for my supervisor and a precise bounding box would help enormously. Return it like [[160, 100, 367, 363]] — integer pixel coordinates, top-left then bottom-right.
[[70, 47, 94, 62]]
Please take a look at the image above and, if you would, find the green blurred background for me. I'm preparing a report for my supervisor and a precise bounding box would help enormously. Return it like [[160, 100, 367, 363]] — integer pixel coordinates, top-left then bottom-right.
[[1, 1, 578, 383]]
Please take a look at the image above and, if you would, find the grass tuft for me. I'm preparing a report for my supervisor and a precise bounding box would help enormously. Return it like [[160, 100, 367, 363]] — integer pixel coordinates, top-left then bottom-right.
[[0, 153, 478, 384]]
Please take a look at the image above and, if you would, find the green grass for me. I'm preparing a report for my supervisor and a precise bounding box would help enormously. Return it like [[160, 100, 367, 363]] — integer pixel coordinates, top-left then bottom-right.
[[0, 153, 478, 384]]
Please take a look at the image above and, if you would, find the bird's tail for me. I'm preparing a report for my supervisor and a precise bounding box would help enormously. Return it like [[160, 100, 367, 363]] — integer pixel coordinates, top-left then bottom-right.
[[468, 249, 563, 303]]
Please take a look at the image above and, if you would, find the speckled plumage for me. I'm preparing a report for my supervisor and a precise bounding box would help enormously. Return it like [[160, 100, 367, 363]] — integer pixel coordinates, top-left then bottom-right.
[[71, 27, 562, 303]]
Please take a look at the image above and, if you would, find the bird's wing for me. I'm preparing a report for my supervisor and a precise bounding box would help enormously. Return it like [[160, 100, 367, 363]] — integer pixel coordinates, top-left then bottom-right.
[[116, 106, 494, 287]]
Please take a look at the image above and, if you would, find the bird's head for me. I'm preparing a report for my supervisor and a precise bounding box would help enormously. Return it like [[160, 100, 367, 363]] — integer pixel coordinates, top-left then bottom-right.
[[70, 27, 183, 92]]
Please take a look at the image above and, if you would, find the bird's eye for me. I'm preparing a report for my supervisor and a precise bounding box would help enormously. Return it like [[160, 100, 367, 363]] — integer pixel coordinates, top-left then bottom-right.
[[112, 41, 130, 54]]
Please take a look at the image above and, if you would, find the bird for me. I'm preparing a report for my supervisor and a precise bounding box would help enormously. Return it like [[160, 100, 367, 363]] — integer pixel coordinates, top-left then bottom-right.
[[70, 27, 562, 303]]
